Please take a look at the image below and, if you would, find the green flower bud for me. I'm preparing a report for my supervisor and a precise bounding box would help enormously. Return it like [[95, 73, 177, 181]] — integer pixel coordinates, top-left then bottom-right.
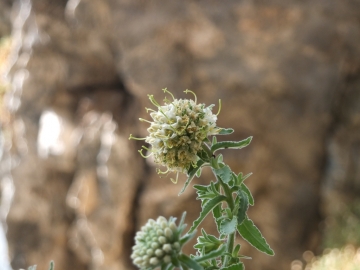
[[131, 214, 191, 269]]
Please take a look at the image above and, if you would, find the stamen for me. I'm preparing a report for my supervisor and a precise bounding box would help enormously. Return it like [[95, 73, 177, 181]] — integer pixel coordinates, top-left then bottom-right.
[[156, 167, 170, 175], [148, 94, 161, 108], [139, 118, 152, 124], [145, 107, 156, 113], [170, 172, 179, 184], [141, 145, 151, 151], [162, 88, 175, 100], [129, 134, 146, 140], [216, 99, 222, 116], [184, 89, 197, 103], [138, 149, 153, 158]]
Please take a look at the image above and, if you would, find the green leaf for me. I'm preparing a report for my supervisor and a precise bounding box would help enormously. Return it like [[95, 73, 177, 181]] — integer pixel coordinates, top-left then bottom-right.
[[188, 195, 227, 233], [194, 244, 227, 262], [237, 216, 275, 256], [194, 185, 209, 192], [49, 261, 55, 270], [212, 204, 222, 231], [179, 254, 203, 270], [236, 190, 249, 225], [219, 217, 237, 235], [237, 172, 253, 185], [218, 128, 234, 135], [232, 244, 241, 257], [179, 160, 206, 195], [28, 266, 36, 270], [211, 136, 252, 153], [180, 231, 197, 246], [212, 136, 217, 145], [213, 165, 232, 183], [240, 183, 254, 206], [221, 262, 244, 270], [171, 256, 180, 267]]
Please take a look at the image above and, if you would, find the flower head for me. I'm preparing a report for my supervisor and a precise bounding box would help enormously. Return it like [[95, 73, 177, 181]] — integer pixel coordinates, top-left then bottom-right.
[[131, 214, 191, 269], [130, 89, 221, 180]]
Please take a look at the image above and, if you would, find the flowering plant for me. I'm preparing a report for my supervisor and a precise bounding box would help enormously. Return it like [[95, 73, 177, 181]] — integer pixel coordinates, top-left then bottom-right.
[[130, 89, 274, 270]]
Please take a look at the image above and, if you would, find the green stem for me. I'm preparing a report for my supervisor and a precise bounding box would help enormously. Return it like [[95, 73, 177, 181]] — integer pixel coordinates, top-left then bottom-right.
[[201, 142, 213, 159], [207, 142, 236, 267], [225, 232, 235, 266], [211, 168, 236, 267]]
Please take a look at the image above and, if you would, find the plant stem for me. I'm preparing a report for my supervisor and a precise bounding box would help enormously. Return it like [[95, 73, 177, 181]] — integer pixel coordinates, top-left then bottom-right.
[[211, 168, 236, 267], [224, 232, 235, 266], [201, 142, 213, 159]]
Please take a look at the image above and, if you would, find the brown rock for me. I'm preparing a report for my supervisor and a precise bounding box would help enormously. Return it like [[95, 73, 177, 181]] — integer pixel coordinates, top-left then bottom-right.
[[2, 0, 360, 270]]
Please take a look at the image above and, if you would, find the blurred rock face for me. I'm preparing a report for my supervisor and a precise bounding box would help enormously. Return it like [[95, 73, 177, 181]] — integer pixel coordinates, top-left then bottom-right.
[[2, 0, 360, 270]]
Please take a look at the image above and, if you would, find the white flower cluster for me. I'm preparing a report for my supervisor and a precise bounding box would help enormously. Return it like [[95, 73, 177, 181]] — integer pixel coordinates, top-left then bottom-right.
[[131, 216, 182, 269], [145, 92, 220, 174]]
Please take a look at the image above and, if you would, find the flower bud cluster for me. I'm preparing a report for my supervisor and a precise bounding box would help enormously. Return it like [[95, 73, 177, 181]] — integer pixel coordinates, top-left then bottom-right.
[[131, 216, 182, 269], [146, 95, 219, 173]]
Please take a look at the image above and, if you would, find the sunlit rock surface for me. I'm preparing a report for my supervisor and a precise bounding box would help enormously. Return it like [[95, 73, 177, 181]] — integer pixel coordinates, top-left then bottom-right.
[[1, 0, 360, 270]]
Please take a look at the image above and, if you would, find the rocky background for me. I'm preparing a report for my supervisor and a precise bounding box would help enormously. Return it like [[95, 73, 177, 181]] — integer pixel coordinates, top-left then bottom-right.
[[0, 0, 360, 270]]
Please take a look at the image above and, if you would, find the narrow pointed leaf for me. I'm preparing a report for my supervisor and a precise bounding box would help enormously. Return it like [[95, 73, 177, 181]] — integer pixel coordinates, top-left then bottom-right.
[[178, 254, 203, 270], [232, 244, 241, 257], [218, 128, 234, 135], [236, 190, 249, 225], [194, 245, 227, 262], [179, 160, 206, 195], [219, 217, 237, 235], [238, 172, 253, 185], [240, 183, 254, 205], [211, 136, 252, 153], [221, 262, 244, 270], [237, 216, 274, 256], [180, 231, 196, 245], [188, 195, 227, 233]]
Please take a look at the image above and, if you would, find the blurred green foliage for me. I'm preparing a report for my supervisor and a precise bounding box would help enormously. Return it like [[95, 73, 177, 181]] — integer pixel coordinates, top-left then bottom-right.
[[322, 198, 360, 249]]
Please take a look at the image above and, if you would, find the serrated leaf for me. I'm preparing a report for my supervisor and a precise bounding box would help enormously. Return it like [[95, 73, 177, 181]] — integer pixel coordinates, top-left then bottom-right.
[[211, 136, 252, 153], [179, 160, 206, 195], [213, 165, 232, 183], [212, 204, 222, 231], [218, 128, 234, 135], [179, 254, 203, 270], [188, 195, 227, 233], [240, 183, 254, 205], [237, 216, 275, 256], [221, 262, 244, 270], [219, 217, 237, 235], [237, 190, 249, 225]]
